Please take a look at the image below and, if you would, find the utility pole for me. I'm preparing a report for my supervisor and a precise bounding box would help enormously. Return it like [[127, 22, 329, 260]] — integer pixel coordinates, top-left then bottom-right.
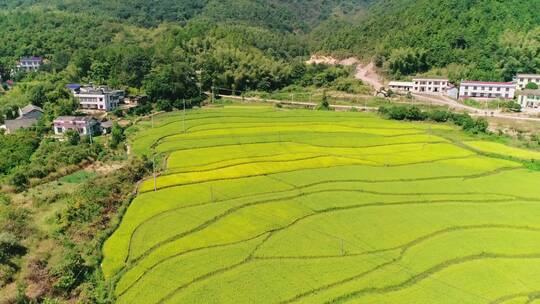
[[153, 154, 157, 192], [183, 98, 186, 133], [211, 86, 214, 103], [151, 113, 154, 128]]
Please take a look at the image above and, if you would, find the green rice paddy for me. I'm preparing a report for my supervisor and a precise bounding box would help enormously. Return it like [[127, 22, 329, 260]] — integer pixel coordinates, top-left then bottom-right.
[[103, 106, 540, 304]]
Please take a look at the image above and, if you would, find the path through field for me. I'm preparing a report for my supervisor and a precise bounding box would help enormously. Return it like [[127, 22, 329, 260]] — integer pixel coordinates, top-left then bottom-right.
[[103, 106, 540, 304]]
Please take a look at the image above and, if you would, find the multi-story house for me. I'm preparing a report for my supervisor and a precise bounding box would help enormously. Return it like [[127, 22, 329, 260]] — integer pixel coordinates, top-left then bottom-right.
[[459, 81, 516, 100], [517, 89, 540, 110], [412, 77, 449, 94], [67, 84, 124, 111], [15, 57, 43, 73], [53, 116, 100, 136], [515, 74, 540, 90]]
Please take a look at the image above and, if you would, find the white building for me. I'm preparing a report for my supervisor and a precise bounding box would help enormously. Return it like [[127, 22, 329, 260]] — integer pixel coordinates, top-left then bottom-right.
[[53, 116, 99, 136], [459, 81, 516, 100], [16, 57, 43, 73], [518, 89, 540, 110], [516, 74, 540, 90], [412, 77, 449, 94], [388, 81, 414, 92], [67, 84, 124, 111]]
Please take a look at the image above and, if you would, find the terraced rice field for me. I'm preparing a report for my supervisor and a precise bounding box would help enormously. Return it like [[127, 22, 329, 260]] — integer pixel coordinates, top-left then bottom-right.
[[103, 106, 540, 304]]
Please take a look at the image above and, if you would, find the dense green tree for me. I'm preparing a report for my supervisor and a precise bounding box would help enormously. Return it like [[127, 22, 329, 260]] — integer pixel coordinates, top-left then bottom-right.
[[526, 82, 539, 90], [110, 123, 125, 149], [65, 130, 80, 146], [143, 63, 198, 102]]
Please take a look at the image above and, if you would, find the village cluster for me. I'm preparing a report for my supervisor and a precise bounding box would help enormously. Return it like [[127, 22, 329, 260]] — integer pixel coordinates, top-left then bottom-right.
[[0, 57, 148, 135], [388, 74, 540, 110]]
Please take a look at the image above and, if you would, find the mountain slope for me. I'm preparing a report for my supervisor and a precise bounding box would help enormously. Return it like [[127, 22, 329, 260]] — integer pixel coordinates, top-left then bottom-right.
[[0, 0, 370, 30], [312, 0, 540, 80]]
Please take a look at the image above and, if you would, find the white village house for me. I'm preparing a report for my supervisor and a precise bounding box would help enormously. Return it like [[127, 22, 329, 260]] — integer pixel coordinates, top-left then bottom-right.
[[518, 89, 540, 110], [15, 57, 43, 73], [459, 81, 516, 100], [53, 116, 100, 136], [67, 84, 124, 111], [412, 77, 449, 94], [515, 74, 540, 90], [388, 81, 414, 92]]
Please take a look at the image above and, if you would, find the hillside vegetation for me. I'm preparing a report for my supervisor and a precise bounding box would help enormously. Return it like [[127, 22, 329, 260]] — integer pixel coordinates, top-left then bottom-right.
[[312, 0, 540, 81], [0, 0, 370, 30]]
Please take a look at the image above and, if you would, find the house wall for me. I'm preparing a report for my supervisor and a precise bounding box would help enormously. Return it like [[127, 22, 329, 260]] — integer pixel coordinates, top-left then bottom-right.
[[75, 92, 120, 111], [517, 75, 540, 90], [389, 84, 413, 92], [459, 83, 515, 100], [412, 79, 449, 94], [518, 94, 540, 109]]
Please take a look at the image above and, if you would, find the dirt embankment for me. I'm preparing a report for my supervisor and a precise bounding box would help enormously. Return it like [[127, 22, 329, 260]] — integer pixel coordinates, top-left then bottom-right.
[[306, 55, 384, 90]]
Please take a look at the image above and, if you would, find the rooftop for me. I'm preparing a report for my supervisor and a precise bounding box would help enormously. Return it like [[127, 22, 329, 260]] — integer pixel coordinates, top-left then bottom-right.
[[388, 81, 414, 86], [20, 56, 43, 62], [20, 104, 43, 115], [5, 118, 38, 131], [412, 76, 448, 80], [517, 74, 540, 78], [100, 120, 113, 128], [75, 85, 122, 95], [521, 89, 540, 96], [460, 80, 515, 86], [54, 116, 96, 123]]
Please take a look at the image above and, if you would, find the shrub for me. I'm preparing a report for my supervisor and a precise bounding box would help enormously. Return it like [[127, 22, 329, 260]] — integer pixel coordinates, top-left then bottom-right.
[[428, 110, 450, 122], [0, 232, 24, 263], [65, 130, 80, 146], [525, 82, 539, 90], [316, 90, 330, 110], [110, 123, 125, 149], [156, 99, 173, 112], [10, 171, 29, 191]]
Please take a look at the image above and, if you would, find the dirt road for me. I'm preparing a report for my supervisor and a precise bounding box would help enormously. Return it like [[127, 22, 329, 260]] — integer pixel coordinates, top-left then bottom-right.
[[214, 94, 377, 112], [355, 62, 384, 90]]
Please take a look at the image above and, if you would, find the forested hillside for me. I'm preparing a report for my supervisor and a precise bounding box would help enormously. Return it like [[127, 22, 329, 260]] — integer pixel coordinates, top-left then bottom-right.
[[0, 0, 369, 30], [312, 0, 540, 81]]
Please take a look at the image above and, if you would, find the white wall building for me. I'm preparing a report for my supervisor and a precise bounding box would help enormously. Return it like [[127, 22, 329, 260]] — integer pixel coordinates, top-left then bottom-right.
[[388, 81, 414, 92], [516, 74, 540, 90], [53, 116, 99, 135], [459, 81, 516, 100], [412, 77, 449, 94], [16, 57, 43, 73], [518, 89, 540, 110], [68, 85, 124, 111]]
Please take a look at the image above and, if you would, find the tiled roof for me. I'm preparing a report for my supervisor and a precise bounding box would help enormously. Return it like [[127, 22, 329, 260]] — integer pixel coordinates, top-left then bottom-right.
[[20, 104, 43, 115], [4, 118, 37, 131]]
